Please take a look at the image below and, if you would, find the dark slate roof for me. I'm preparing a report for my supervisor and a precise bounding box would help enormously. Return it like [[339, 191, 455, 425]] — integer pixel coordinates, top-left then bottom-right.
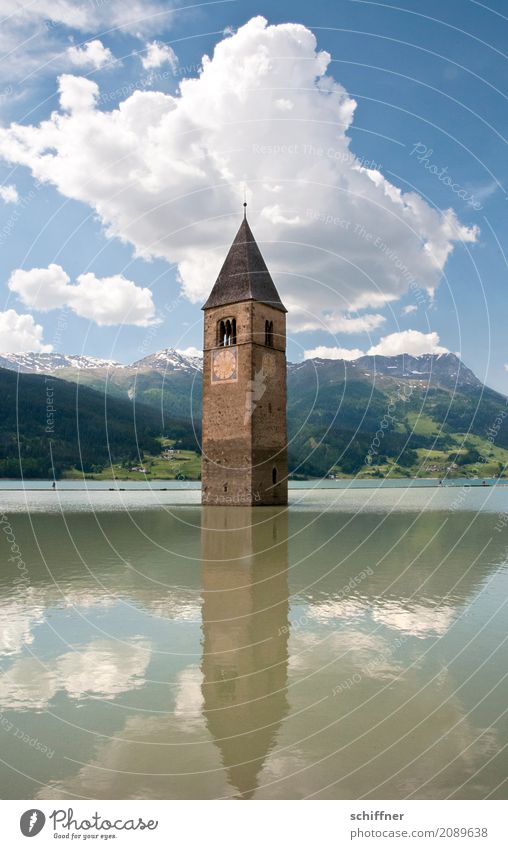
[[202, 217, 287, 312]]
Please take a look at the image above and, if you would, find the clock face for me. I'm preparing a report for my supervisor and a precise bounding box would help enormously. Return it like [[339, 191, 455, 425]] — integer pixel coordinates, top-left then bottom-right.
[[212, 347, 237, 382]]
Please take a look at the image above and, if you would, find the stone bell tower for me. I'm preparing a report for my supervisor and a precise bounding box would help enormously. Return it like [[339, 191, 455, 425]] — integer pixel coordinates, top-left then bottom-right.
[[201, 207, 288, 506]]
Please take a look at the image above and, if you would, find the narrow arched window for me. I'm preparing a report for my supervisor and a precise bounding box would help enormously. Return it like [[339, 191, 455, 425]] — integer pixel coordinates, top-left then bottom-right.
[[272, 466, 277, 485], [265, 320, 274, 347], [217, 317, 236, 346]]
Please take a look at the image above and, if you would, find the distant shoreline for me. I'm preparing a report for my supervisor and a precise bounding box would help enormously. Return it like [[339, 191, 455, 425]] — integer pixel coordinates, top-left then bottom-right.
[[0, 477, 506, 491]]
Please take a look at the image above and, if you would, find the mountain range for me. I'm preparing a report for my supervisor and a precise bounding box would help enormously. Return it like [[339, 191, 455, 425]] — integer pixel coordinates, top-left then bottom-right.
[[0, 349, 203, 374], [0, 349, 506, 479], [0, 347, 484, 385]]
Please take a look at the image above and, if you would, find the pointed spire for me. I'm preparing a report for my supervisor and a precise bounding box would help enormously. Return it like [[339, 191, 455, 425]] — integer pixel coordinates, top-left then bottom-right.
[[202, 215, 287, 312]]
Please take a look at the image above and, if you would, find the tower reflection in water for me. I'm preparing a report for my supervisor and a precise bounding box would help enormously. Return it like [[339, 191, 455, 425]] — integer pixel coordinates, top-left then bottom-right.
[[201, 506, 289, 799]]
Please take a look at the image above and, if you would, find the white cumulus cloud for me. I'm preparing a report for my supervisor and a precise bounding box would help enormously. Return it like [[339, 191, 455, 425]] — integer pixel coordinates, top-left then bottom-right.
[[286, 307, 386, 334], [0, 17, 478, 335], [58, 74, 99, 111], [67, 39, 115, 70], [0, 639, 151, 710], [372, 602, 455, 638], [141, 41, 178, 71], [304, 345, 364, 361], [0, 184, 18, 203], [0, 1, 170, 82], [0, 309, 52, 352], [8, 263, 157, 326], [0, 599, 45, 656], [56, 639, 151, 700], [367, 330, 449, 357], [304, 330, 447, 360], [0, 0, 169, 36], [176, 346, 202, 359], [401, 304, 418, 315]]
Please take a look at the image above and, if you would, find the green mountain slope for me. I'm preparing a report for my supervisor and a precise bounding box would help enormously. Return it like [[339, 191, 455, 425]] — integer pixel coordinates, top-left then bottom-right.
[[1, 352, 507, 480], [286, 356, 508, 477], [0, 368, 196, 479]]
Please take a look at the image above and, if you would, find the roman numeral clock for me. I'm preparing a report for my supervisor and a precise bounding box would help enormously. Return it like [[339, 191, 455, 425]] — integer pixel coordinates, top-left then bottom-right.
[[211, 347, 238, 382]]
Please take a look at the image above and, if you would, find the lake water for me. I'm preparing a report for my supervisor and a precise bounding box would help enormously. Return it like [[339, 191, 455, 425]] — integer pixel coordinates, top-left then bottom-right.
[[0, 487, 507, 799], [0, 477, 503, 490]]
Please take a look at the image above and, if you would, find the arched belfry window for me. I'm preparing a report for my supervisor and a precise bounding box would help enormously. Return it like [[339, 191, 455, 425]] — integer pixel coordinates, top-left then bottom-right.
[[217, 317, 236, 346], [272, 466, 277, 485], [265, 320, 274, 347]]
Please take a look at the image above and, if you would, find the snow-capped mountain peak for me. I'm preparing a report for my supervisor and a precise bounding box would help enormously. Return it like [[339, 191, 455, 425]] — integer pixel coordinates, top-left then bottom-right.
[[0, 348, 203, 376], [0, 352, 124, 374], [131, 348, 203, 372]]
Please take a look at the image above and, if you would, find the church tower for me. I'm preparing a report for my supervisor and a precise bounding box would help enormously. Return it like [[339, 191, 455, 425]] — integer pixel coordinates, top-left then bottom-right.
[[201, 208, 288, 506]]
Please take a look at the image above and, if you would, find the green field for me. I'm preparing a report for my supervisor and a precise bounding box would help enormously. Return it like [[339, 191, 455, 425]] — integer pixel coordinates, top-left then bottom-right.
[[331, 429, 508, 480], [63, 439, 202, 481], [61, 430, 508, 482]]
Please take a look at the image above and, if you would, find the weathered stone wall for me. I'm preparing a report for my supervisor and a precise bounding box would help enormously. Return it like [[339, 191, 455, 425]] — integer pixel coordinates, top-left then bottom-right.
[[202, 301, 288, 506]]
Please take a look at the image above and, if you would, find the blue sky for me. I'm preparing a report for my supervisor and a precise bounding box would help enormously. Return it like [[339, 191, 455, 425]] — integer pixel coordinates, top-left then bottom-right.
[[0, 0, 506, 391]]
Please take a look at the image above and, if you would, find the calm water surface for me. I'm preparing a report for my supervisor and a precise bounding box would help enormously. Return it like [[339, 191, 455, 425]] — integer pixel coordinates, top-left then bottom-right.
[[0, 487, 507, 799]]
